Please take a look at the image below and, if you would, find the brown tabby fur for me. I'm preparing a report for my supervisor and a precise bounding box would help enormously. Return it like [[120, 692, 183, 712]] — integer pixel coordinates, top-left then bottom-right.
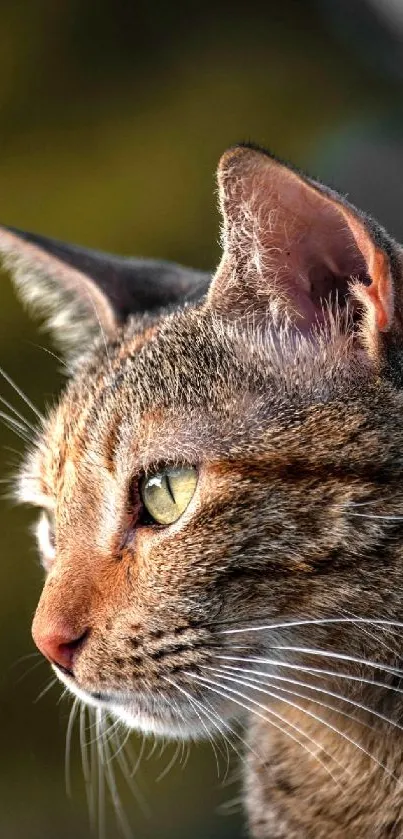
[[3, 144, 403, 838]]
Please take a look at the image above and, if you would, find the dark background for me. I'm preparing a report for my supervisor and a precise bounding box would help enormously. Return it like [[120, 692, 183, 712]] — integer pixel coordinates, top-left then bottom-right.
[[1, 1, 403, 837]]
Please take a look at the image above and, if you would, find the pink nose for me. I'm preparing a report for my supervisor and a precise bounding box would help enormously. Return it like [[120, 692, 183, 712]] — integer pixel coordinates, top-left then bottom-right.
[[33, 626, 88, 673]]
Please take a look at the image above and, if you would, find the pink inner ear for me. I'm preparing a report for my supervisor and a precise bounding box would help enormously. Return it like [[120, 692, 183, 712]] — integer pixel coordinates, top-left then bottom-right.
[[213, 146, 394, 338], [257, 168, 372, 331]]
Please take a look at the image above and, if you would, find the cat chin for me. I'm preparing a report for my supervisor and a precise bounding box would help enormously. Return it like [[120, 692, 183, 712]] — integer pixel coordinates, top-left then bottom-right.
[[110, 703, 207, 739], [53, 666, 216, 739]]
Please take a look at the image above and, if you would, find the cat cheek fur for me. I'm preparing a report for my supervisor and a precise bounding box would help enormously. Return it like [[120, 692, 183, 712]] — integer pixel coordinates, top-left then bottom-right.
[[5, 143, 403, 837]]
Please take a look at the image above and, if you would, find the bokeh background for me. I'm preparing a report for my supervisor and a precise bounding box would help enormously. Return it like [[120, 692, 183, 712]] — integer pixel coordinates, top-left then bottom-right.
[[2, 1, 403, 836]]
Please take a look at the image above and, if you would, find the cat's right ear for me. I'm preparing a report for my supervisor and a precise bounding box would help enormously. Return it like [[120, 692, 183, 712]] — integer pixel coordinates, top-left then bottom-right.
[[208, 144, 403, 369], [0, 226, 209, 355]]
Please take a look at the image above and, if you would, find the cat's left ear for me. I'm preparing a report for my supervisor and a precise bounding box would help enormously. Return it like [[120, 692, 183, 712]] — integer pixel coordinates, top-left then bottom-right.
[[208, 144, 403, 363], [0, 226, 209, 354]]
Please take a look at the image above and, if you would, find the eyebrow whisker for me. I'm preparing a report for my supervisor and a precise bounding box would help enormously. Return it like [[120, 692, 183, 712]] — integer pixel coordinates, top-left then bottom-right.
[[0, 395, 36, 432], [0, 363, 43, 420]]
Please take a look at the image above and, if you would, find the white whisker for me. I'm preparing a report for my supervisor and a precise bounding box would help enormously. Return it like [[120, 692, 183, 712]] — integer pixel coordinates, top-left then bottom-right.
[[269, 645, 402, 677], [102, 731, 133, 839], [0, 410, 32, 443], [80, 704, 96, 832], [95, 709, 106, 839], [180, 740, 192, 771], [146, 734, 159, 762], [124, 732, 146, 779], [108, 729, 150, 817], [107, 724, 131, 762], [335, 498, 388, 508], [57, 687, 69, 705], [219, 616, 403, 635], [84, 293, 113, 376], [29, 341, 67, 368], [14, 656, 45, 684], [348, 513, 403, 521], [217, 655, 403, 694], [10, 651, 41, 669], [0, 394, 36, 432], [34, 676, 58, 703], [156, 740, 182, 783], [96, 711, 133, 839], [0, 363, 43, 420], [65, 697, 80, 797]]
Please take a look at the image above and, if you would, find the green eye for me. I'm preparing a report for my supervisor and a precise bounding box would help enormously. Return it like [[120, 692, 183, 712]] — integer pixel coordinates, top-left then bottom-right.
[[140, 466, 198, 525]]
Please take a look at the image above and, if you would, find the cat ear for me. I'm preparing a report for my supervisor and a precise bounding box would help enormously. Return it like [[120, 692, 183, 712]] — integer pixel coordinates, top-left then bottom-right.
[[0, 226, 209, 353], [208, 144, 402, 360]]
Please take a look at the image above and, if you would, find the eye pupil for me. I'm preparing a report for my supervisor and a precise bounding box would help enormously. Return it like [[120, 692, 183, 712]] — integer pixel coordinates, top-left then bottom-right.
[[166, 474, 176, 503], [139, 466, 197, 526]]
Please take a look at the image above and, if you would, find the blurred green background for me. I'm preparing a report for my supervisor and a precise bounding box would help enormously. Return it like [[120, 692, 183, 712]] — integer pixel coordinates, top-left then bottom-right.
[[2, 0, 403, 836]]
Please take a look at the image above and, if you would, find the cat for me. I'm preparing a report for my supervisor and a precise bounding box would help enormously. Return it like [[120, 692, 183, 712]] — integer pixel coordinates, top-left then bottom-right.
[[2, 142, 403, 838]]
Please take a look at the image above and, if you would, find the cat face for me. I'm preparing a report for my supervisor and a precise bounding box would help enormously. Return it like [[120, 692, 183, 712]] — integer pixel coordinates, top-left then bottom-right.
[[3, 144, 403, 738]]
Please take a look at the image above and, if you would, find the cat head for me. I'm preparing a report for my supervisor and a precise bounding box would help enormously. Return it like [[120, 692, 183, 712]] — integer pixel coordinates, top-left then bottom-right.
[[3, 144, 403, 737]]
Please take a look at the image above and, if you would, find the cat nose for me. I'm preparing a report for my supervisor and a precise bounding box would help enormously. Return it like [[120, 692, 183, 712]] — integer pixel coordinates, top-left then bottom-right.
[[32, 624, 89, 674]]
